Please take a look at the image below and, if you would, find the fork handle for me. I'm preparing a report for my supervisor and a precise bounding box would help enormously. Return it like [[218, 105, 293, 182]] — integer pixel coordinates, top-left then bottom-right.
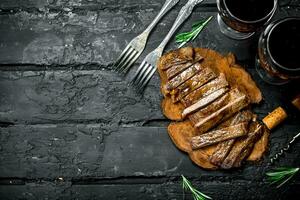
[[158, 0, 204, 51], [144, 0, 180, 34]]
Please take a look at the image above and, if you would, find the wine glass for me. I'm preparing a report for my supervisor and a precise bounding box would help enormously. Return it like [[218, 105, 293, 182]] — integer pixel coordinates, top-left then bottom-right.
[[256, 17, 300, 85], [217, 0, 278, 40]]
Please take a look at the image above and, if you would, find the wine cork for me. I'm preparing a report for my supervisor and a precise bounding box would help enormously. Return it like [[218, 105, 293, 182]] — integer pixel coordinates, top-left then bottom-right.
[[292, 95, 300, 111], [262, 107, 287, 130]]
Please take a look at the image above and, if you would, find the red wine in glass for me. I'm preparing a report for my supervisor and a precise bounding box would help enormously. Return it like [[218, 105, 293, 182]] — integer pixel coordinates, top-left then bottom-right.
[[217, 0, 277, 40], [256, 17, 300, 85]]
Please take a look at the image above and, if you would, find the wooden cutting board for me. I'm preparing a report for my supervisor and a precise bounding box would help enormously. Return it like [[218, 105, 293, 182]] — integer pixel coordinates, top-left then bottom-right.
[[157, 47, 269, 169]]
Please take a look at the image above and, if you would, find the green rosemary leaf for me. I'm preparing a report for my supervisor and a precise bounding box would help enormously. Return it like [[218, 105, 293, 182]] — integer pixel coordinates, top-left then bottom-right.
[[191, 16, 213, 40], [176, 16, 213, 48], [182, 177, 188, 190], [192, 20, 206, 29], [266, 167, 299, 188], [176, 32, 192, 39], [181, 175, 212, 200], [176, 32, 193, 43], [276, 172, 297, 188], [194, 190, 212, 199]]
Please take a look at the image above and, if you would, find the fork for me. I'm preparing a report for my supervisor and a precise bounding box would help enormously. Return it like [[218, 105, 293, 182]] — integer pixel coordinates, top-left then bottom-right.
[[130, 0, 205, 93], [112, 0, 180, 74]]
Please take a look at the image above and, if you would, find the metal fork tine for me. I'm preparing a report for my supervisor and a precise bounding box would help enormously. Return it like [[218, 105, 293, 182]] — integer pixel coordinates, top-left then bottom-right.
[[136, 65, 153, 90], [120, 52, 141, 74], [134, 62, 151, 85], [130, 61, 147, 85], [113, 0, 181, 74], [136, 64, 151, 87], [117, 50, 138, 73], [114, 47, 134, 70], [137, 67, 156, 93], [112, 45, 130, 70], [113, 47, 134, 71]]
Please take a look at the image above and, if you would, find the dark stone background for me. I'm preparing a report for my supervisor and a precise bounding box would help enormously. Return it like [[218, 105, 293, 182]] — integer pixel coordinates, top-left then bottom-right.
[[0, 0, 299, 199]]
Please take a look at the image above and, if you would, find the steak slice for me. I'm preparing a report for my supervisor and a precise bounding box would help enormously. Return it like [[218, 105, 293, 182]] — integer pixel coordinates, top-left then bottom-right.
[[191, 88, 250, 134], [181, 73, 228, 107], [217, 110, 254, 129], [209, 110, 254, 166], [166, 57, 203, 80], [161, 47, 195, 70], [221, 122, 263, 169], [165, 62, 202, 93], [171, 67, 217, 103], [189, 92, 230, 125], [191, 123, 248, 149], [182, 87, 229, 118]]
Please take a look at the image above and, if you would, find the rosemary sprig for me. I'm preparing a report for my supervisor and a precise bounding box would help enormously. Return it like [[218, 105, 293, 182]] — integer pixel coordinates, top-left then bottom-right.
[[182, 175, 212, 200], [176, 16, 213, 48], [266, 167, 299, 188]]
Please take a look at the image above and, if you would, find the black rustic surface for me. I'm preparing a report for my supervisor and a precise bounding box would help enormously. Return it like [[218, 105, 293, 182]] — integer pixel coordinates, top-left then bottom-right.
[[0, 0, 300, 199]]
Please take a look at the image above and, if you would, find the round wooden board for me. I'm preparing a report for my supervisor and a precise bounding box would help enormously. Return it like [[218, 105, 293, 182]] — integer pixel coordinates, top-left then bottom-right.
[[158, 47, 268, 170]]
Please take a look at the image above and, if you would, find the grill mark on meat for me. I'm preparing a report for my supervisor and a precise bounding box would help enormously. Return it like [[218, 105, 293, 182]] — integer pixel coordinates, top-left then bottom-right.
[[166, 62, 193, 80], [209, 110, 254, 166], [221, 122, 263, 169], [210, 140, 236, 166], [193, 88, 250, 134], [191, 123, 248, 149], [181, 73, 228, 107], [165, 63, 202, 92], [166, 57, 203, 80], [233, 125, 264, 168], [182, 87, 229, 118], [189, 92, 230, 125], [163, 60, 189, 71], [171, 67, 217, 103], [217, 110, 254, 129], [161, 47, 194, 70]]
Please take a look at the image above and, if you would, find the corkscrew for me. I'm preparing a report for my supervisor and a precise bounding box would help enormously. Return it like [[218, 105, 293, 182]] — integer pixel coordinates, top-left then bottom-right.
[[269, 132, 300, 165]]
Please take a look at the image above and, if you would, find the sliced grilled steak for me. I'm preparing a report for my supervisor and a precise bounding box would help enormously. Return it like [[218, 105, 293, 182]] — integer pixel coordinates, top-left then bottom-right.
[[189, 92, 230, 125], [166, 57, 203, 80], [221, 122, 263, 169], [210, 138, 236, 165], [182, 87, 229, 118], [209, 110, 254, 166], [217, 110, 254, 129], [191, 123, 248, 149], [171, 67, 217, 103], [191, 88, 250, 134], [165, 63, 202, 92], [181, 73, 228, 107], [161, 47, 195, 70]]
